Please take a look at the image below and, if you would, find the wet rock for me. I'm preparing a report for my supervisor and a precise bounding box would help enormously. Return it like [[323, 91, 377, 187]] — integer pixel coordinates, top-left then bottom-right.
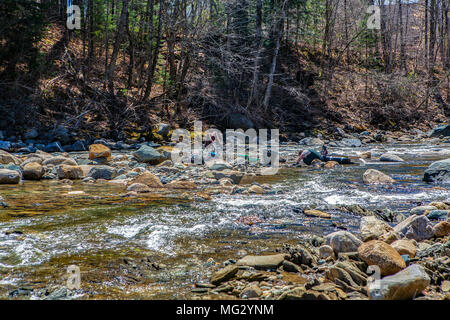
[[0, 141, 12, 151], [304, 209, 331, 219], [165, 180, 197, 189], [358, 240, 406, 276], [391, 240, 417, 258], [71, 140, 86, 151], [131, 171, 163, 188], [87, 166, 117, 180], [236, 254, 287, 270], [0, 169, 21, 184], [423, 158, 450, 183], [22, 162, 44, 180], [363, 169, 395, 184], [127, 183, 151, 193], [133, 145, 163, 164], [368, 264, 430, 300], [43, 156, 77, 166], [393, 215, 434, 241], [210, 265, 239, 286], [89, 144, 112, 161], [410, 206, 438, 215], [379, 153, 404, 162], [56, 165, 84, 180], [213, 170, 243, 184], [360, 216, 394, 241], [323, 161, 340, 169], [0, 150, 20, 165], [433, 222, 450, 238], [207, 161, 231, 171], [429, 202, 449, 210], [248, 185, 265, 194], [325, 231, 362, 254]]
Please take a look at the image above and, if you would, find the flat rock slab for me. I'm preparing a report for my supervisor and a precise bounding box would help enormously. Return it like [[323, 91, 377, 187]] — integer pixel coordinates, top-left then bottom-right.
[[210, 265, 239, 286], [236, 254, 287, 270]]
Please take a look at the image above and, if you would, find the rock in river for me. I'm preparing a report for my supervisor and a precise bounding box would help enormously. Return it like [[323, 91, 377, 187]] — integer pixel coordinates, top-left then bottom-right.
[[358, 240, 406, 276], [236, 254, 287, 270], [304, 209, 331, 219], [379, 153, 404, 162], [132, 145, 163, 164], [22, 162, 44, 180], [423, 158, 450, 183], [87, 166, 117, 180], [130, 171, 163, 188], [89, 144, 112, 161], [368, 264, 430, 300], [56, 165, 84, 180], [363, 169, 395, 184], [0, 150, 20, 165], [0, 169, 21, 184], [325, 231, 362, 254], [393, 215, 434, 241]]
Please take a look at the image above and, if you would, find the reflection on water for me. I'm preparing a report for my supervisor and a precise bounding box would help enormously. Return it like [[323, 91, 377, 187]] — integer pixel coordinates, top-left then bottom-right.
[[0, 142, 448, 299]]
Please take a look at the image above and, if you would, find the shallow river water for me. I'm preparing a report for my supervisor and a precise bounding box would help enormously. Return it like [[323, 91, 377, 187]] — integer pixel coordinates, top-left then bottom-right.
[[0, 142, 448, 299]]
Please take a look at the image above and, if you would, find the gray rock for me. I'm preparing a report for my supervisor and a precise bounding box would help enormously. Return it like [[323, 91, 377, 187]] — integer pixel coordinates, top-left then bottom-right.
[[71, 141, 86, 151], [368, 264, 430, 300], [379, 153, 404, 162], [87, 166, 117, 180], [325, 231, 362, 254], [132, 145, 162, 164], [0, 169, 21, 184], [393, 215, 434, 241], [423, 158, 450, 183], [156, 123, 170, 136], [236, 254, 287, 270], [332, 138, 362, 148]]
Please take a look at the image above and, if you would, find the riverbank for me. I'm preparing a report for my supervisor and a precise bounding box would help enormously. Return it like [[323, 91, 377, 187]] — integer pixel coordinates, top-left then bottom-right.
[[0, 126, 449, 300]]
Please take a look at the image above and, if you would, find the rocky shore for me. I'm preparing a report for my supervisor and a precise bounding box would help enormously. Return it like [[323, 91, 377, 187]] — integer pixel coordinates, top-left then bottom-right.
[[0, 123, 449, 300]]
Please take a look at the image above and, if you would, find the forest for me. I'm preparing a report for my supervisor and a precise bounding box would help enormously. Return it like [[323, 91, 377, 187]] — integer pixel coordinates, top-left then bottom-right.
[[0, 0, 449, 141]]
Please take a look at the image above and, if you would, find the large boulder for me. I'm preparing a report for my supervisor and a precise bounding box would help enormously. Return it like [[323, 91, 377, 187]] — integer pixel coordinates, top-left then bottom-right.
[[429, 124, 450, 137], [22, 162, 44, 180], [0, 150, 20, 165], [393, 215, 434, 241], [379, 153, 404, 162], [360, 216, 394, 241], [299, 137, 324, 146], [56, 165, 84, 180], [423, 158, 450, 183], [367, 264, 430, 300], [132, 145, 163, 164], [363, 169, 395, 184], [0, 169, 21, 184], [89, 144, 112, 161], [236, 254, 287, 270], [358, 240, 406, 276], [325, 231, 362, 254], [130, 171, 163, 188], [334, 138, 362, 148], [87, 166, 117, 180], [0, 141, 11, 151]]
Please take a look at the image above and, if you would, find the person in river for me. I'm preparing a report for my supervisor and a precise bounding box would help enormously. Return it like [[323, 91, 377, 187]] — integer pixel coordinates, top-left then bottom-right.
[[297, 145, 354, 165]]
